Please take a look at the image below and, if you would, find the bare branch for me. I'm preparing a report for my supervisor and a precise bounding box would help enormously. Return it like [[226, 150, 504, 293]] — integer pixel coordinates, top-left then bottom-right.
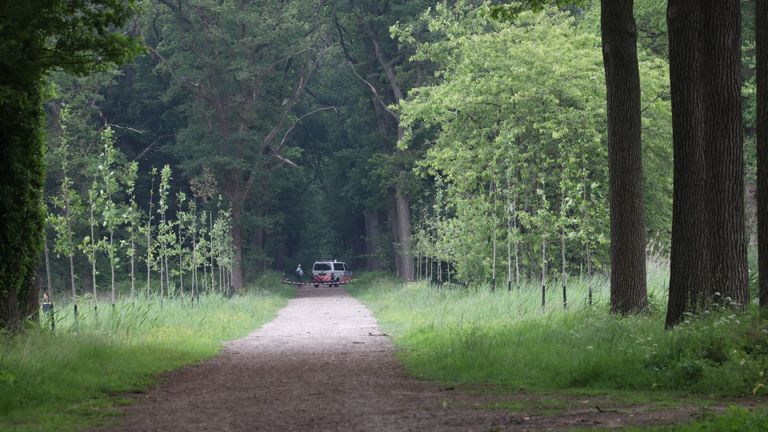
[[135, 135, 174, 160], [366, 26, 404, 103], [243, 56, 320, 197], [348, 61, 399, 121], [333, 13, 355, 65], [274, 106, 338, 153], [266, 148, 299, 168], [264, 106, 337, 168], [107, 123, 145, 134]]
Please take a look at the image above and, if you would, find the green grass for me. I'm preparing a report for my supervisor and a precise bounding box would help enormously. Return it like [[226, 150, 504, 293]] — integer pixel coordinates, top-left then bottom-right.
[[0, 276, 293, 431], [349, 270, 768, 429], [347, 271, 768, 396], [622, 407, 768, 431]]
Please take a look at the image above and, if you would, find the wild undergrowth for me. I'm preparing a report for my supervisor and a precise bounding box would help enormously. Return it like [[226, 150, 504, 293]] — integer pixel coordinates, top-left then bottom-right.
[[0, 273, 292, 432], [348, 267, 768, 397]]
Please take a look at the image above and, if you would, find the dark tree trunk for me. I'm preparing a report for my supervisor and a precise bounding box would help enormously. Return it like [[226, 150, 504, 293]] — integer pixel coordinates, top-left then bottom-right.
[[600, 0, 648, 314], [364, 211, 382, 271], [395, 181, 415, 281], [758, 0, 768, 309], [230, 201, 245, 292], [366, 26, 415, 282], [0, 285, 19, 332], [22, 273, 40, 322], [387, 194, 400, 276], [231, 229, 244, 292], [700, 0, 748, 307], [273, 239, 286, 271], [666, 1, 711, 327]]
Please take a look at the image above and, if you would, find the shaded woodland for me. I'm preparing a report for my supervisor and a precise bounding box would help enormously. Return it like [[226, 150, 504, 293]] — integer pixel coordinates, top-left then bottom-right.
[[1, 0, 767, 329]]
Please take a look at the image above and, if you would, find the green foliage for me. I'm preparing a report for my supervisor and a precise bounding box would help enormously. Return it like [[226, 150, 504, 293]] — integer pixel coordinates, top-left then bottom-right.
[[156, 164, 174, 292], [144, 0, 328, 276], [0, 282, 293, 431], [348, 272, 768, 396], [44, 125, 238, 300], [32, 0, 680, 284], [0, 84, 46, 327], [489, 1, 587, 22], [396, 2, 674, 282], [627, 407, 768, 432], [211, 198, 236, 273], [48, 111, 84, 267], [49, 178, 82, 259], [122, 161, 140, 293], [96, 127, 126, 300], [0, 0, 140, 328], [0, 1, 141, 79], [398, 3, 611, 281]]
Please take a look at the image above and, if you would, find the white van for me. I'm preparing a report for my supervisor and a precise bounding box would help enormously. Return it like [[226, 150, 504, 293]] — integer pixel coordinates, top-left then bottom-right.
[[311, 260, 352, 287]]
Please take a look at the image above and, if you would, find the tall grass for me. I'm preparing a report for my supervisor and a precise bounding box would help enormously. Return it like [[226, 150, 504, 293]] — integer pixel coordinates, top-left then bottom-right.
[[349, 265, 768, 396], [0, 276, 293, 431]]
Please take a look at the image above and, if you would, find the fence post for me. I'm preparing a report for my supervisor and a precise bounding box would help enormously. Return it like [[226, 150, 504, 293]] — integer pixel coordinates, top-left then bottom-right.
[[562, 282, 567, 309]]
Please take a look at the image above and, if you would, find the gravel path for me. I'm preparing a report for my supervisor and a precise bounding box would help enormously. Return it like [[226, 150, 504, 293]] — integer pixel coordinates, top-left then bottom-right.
[[103, 286, 513, 431]]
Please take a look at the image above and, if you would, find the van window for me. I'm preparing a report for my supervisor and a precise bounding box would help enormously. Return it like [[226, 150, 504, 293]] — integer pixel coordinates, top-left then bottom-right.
[[333, 263, 345, 271], [314, 263, 332, 271]]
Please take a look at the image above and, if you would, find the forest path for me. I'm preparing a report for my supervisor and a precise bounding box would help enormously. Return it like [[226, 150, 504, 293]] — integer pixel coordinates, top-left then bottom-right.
[[100, 285, 721, 431], [101, 285, 511, 431]]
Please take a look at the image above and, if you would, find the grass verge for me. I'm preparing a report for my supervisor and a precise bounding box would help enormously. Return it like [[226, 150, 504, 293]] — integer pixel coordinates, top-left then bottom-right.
[[347, 272, 768, 428], [0, 276, 293, 431], [622, 407, 768, 431]]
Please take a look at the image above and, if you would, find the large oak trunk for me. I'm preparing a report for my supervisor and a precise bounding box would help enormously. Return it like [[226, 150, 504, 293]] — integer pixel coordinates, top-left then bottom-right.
[[666, 0, 710, 327], [699, 0, 748, 307], [600, 0, 648, 313], [758, 0, 768, 308]]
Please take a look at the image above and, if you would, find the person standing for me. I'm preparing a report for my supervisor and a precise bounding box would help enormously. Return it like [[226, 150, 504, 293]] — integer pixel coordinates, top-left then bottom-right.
[[42, 292, 53, 314], [295, 264, 304, 286]]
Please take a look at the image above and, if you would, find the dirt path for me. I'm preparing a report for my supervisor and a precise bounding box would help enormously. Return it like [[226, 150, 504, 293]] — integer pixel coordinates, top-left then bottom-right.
[[102, 286, 513, 431], [101, 286, 725, 431]]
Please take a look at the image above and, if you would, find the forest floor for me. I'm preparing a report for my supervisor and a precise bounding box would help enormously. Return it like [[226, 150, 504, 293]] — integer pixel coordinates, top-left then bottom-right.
[[95, 286, 754, 431]]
